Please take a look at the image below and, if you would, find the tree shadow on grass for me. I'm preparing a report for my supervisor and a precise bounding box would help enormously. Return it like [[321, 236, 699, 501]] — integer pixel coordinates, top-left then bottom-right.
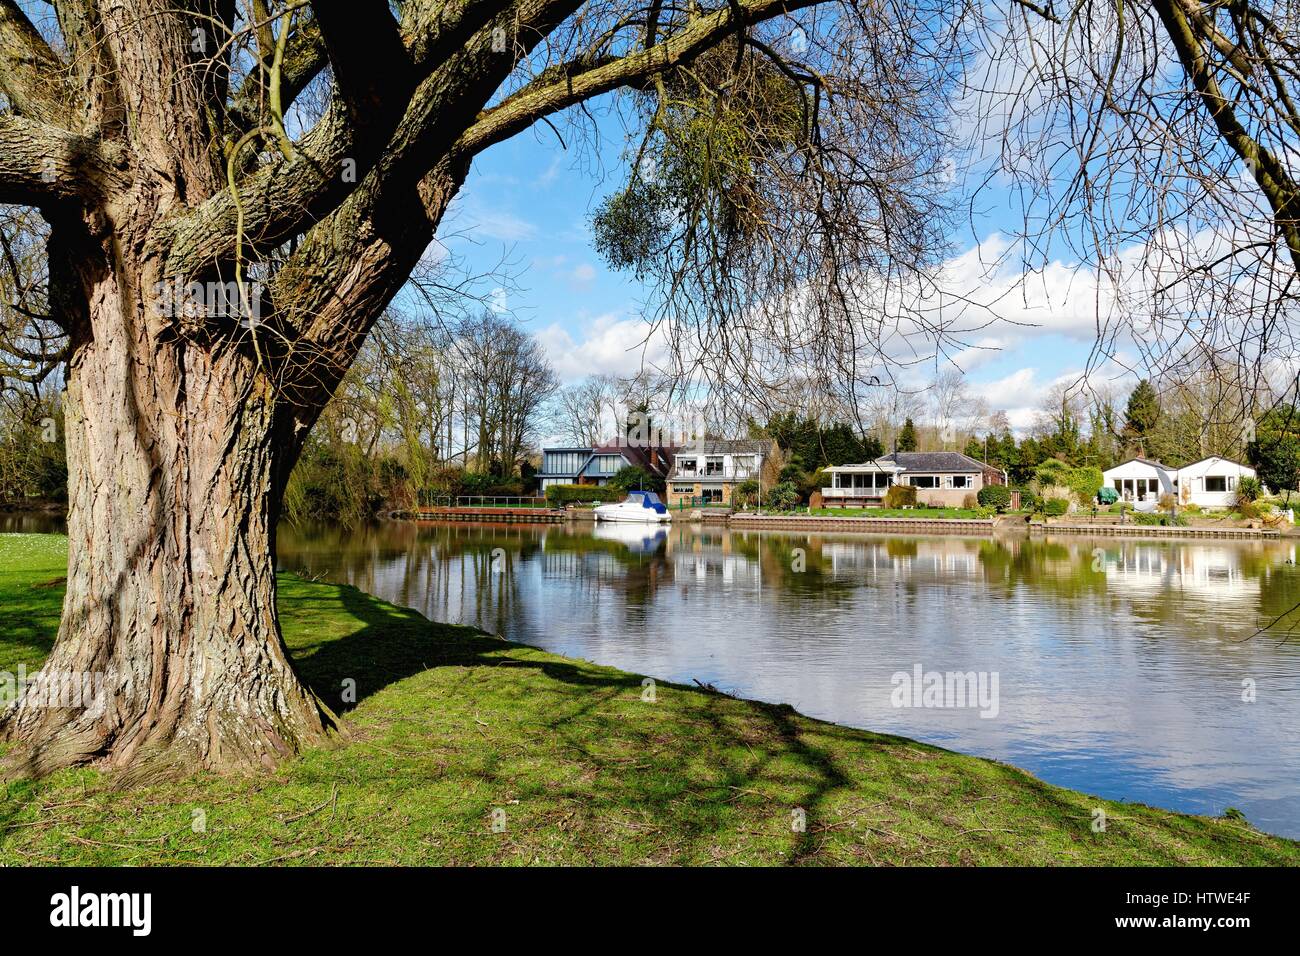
[[284, 580, 509, 714], [273, 578, 1299, 866], [277, 578, 861, 862]]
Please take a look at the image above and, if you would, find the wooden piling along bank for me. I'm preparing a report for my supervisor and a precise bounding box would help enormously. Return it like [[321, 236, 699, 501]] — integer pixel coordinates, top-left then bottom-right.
[[729, 514, 998, 533], [1033, 522, 1281, 539], [405, 507, 567, 523]]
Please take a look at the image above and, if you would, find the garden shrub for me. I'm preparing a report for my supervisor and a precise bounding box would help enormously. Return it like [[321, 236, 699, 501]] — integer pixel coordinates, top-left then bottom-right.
[[1044, 497, 1070, 516], [1068, 466, 1104, 505], [977, 484, 1012, 512], [608, 465, 665, 493], [1134, 511, 1187, 526], [733, 478, 761, 510], [1236, 476, 1262, 504], [765, 481, 800, 510], [883, 484, 917, 508]]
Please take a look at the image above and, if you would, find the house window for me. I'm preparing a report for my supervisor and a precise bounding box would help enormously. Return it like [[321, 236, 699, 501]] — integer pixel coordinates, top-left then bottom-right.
[[588, 455, 623, 475], [952, 475, 972, 489], [1205, 475, 1227, 493], [671, 483, 695, 495], [910, 475, 937, 488], [705, 456, 724, 475], [544, 451, 585, 474], [733, 456, 756, 477], [701, 487, 723, 503], [677, 458, 697, 475]]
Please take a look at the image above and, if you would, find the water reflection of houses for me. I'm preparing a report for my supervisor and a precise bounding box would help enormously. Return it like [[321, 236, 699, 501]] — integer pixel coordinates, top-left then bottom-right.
[[1099, 544, 1262, 601], [821, 538, 981, 578], [668, 529, 763, 587]]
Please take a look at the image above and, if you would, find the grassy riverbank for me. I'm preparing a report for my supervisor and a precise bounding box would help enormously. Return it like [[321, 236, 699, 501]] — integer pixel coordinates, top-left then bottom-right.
[[1, 533, 1296, 865]]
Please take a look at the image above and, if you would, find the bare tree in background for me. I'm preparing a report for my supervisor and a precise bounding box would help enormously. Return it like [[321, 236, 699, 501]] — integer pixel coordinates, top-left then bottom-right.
[[456, 312, 557, 474], [554, 373, 619, 446]]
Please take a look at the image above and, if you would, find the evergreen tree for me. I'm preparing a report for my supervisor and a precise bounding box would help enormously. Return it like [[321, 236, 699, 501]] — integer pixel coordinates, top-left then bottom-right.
[[897, 418, 918, 452], [1122, 380, 1161, 456]]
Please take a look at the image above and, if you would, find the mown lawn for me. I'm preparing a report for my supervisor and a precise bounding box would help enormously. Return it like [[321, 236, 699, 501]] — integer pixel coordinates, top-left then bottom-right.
[[1, 533, 1297, 865]]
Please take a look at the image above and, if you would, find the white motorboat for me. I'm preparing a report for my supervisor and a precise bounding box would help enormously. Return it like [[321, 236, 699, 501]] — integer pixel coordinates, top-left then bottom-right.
[[593, 490, 672, 523]]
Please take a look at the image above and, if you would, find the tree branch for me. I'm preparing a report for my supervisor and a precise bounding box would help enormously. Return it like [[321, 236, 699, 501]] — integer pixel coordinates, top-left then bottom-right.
[[0, 112, 127, 206], [227, 11, 328, 133], [314, 0, 413, 131], [1153, 0, 1300, 273], [453, 0, 820, 159], [0, 0, 76, 127]]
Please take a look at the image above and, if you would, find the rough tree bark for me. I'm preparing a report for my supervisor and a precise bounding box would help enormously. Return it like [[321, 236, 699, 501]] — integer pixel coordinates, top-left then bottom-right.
[[5, 249, 335, 778]]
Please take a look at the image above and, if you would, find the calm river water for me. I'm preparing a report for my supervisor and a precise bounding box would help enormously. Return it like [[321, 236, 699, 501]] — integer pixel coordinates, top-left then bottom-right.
[[276, 519, 1300, 838]]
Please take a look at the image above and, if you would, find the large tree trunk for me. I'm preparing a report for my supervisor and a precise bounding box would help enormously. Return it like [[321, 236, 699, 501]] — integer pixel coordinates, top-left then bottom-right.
[[1, 253, 335, 781]]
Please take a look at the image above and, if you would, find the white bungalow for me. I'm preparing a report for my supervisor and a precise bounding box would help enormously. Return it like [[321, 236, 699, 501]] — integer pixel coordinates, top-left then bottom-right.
[[822, 452, 1003, 507], [1101, 456, 1256, 508], [1102, 457, 1176, 505], [1175, 456, 1256, 508]]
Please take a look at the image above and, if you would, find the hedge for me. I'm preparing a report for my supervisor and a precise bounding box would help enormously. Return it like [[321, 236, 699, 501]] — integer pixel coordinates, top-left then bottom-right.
[[1044, 497, 1070, 516]]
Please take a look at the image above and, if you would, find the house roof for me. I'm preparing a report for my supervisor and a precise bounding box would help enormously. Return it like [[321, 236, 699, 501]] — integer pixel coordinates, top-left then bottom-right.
[[1104, 456, 1171, 473], [825, 451, 994, 474], [590, 440, 680, 477], [883, 451, 994, 473], [1177, 455, 1251, 471]]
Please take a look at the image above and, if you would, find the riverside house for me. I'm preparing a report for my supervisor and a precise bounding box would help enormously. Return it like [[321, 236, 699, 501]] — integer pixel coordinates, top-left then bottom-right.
[[665, 439, 774, 507], [1101, 455, 1256, 507], [821, 451, 1006, 508], [536, 440, 675, 491]]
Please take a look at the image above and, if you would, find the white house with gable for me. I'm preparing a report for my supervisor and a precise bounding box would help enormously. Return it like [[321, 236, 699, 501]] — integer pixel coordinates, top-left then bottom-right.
[[1101, 455, 1256, 508], [1175, 456, 1256, 507]]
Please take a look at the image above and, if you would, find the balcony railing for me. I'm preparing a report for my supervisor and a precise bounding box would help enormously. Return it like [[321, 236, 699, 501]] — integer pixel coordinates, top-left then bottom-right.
[[672, 468, 759, 480]]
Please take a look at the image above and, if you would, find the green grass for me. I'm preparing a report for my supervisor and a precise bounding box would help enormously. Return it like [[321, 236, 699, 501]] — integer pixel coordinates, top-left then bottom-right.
[[2, 533, 1297, 865], [808, 507, 994, 519]]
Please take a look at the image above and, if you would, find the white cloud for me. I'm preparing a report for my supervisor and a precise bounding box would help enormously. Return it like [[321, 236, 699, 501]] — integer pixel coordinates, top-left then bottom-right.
[[537, 311, 668, 381], [456, 199, 537, 242]]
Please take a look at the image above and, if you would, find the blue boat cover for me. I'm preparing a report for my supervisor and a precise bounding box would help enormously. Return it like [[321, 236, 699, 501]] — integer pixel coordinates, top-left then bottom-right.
[[628, 491, 668, 514]]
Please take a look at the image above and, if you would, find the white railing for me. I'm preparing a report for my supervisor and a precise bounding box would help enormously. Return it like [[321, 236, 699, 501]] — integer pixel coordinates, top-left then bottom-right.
[[822, 486, 889, 497], [672, 469, 759, 480]]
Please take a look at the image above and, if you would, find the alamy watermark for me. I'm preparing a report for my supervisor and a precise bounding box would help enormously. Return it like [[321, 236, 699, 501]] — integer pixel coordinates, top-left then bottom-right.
[[0, 665, 109, 717], [154, 278, 262, 328], [890, 663, 1000, 718]]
